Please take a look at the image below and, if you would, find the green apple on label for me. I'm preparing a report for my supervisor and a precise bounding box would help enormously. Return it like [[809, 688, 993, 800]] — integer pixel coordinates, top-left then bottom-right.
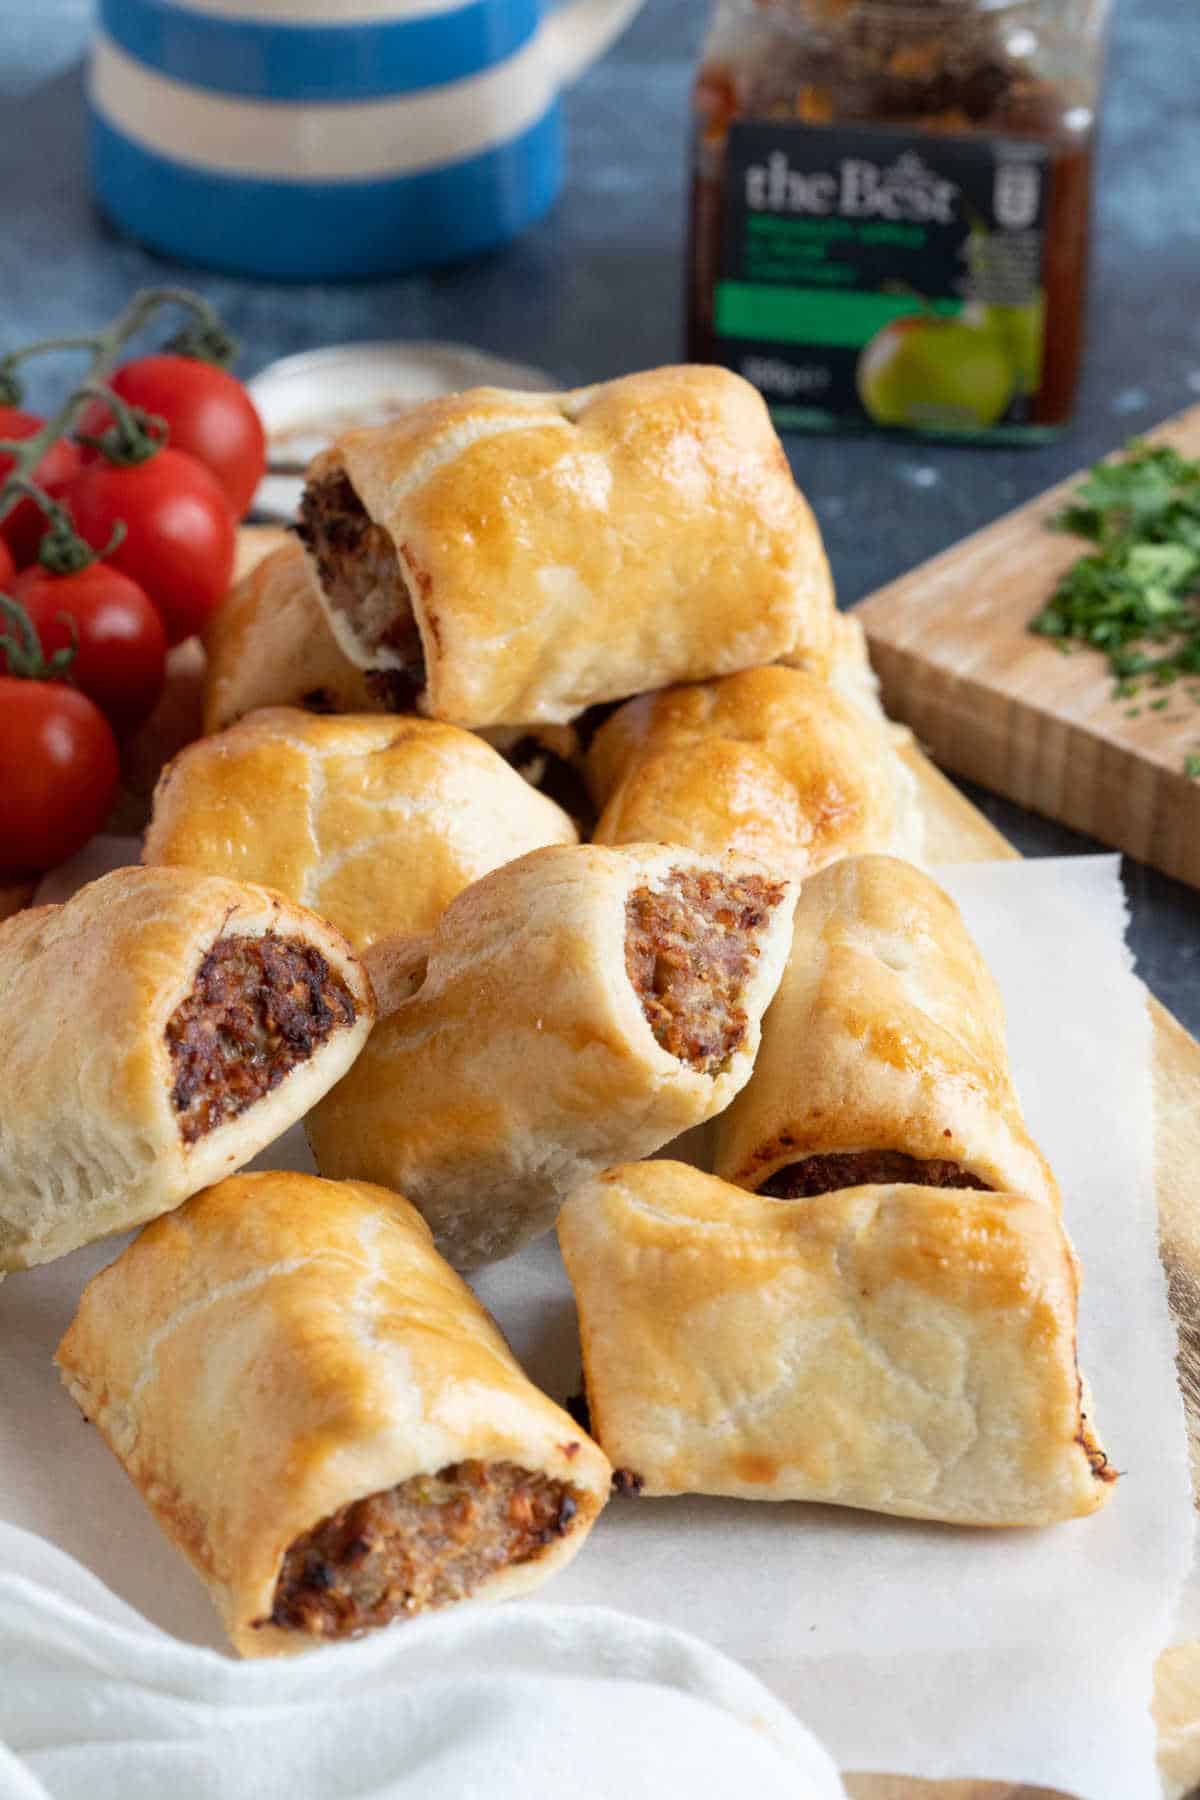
[[856, 312, 1015, 431], [977, 293, 1046, 395]]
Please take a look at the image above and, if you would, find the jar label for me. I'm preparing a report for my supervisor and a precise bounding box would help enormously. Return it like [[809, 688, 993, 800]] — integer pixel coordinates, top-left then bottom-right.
[[711, 120, 1053, 440]]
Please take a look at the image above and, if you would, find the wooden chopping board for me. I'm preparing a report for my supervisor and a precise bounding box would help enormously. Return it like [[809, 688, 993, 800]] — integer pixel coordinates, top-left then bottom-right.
[[3, 527, 1199, 1799], [855, 405, 1200, 891]]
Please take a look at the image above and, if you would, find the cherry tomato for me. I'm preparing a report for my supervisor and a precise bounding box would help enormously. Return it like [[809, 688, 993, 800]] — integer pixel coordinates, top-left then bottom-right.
[[10, 562, 167, 737], [0, 408, 83, 566], [0, 679, 119, 871], [64, 448, 236, 646], [78, 355, 266, 518], [0, 537, 14, 592]]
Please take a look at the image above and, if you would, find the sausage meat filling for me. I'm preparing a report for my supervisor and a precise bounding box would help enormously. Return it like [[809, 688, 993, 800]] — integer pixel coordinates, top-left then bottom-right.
[[167, 933, 357, 1144], [625, 869, 786, 1074], [759, 1149, 992, 1199], [297, 471, 425, 701], [267, 1459, 580, 1639]]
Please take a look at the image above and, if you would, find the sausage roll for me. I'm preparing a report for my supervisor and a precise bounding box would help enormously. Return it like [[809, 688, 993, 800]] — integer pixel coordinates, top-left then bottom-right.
[[587, 666, 924, 875], [296, 365, 836, 727], [308, 843, 798, 1269], [57, 1171, 611, 1657], [143, 708, 578, 950], [713, 855, 1060, 1212], [0, 867, 373, 1272], [559, 1162, 1114, 1526]]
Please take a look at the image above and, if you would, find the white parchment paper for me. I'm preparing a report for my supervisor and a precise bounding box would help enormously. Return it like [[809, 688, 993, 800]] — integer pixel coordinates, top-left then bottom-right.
[[1, 849, 1191, 1798]]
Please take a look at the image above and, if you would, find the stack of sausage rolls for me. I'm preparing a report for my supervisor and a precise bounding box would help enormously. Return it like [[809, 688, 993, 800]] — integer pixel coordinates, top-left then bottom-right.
[[0, 365, 1112, 1662]]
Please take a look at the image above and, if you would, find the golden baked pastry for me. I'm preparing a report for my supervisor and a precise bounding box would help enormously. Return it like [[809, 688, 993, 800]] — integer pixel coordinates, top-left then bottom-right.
[[713, 854, 1059, 1210], [587, 665, 923, 874], [558, 1161, 1114, 1526], [201, 543, 589, 815], [143, 708, 578, 949], [296, 365, 837, 727], [308, 843, 798, 1269], [57, 1171, 611, 1657], [203, 538, 380, 733], [364, 933, 433, 1015], [789, 606, 887, 721], [0, 867, 373, 1271]]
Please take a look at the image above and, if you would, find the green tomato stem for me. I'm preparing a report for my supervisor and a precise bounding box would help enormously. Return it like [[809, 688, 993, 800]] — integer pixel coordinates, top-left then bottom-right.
[[72, 381, 167, 467], [0, 336, 106, 396], [0, 472, 67, 529], [0, 591, 78, 681], [0, 286, 237, 555]]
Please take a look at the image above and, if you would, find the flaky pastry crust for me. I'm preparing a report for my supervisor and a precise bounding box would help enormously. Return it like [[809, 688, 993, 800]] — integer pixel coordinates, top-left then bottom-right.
[[303, 366, 837, 726], [57, 1172, 611, 1656], [588, 665, 924, 874], [0, 866, 373, 1270], [143, 708, 577, 949], [308, 843, 798, 1269], [559, 1161, 1113, 1526], [713, 854, 1060, 1209]]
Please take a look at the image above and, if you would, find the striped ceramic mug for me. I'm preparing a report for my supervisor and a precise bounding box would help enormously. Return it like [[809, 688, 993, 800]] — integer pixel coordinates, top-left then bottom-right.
[[88, 0, 644, 279]]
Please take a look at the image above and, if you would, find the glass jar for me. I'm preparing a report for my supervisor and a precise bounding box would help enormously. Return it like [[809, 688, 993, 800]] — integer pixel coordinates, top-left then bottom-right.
[[686, 0, 1110, 440]]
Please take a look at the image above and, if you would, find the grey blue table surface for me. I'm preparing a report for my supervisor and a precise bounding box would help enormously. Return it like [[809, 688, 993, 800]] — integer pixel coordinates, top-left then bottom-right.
[[1, 0, 1196, 1036]]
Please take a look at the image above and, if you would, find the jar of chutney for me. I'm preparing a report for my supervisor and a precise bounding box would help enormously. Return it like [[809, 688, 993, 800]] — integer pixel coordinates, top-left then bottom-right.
[[687, 0, 1110, 440]]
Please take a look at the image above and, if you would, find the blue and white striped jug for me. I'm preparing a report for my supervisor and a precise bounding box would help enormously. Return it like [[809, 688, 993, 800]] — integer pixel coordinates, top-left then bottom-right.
[[89, 0, 643, 279]]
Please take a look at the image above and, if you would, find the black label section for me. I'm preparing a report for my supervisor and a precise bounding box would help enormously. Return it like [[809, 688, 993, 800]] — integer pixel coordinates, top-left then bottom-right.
[[714, 120, 1051, 434]]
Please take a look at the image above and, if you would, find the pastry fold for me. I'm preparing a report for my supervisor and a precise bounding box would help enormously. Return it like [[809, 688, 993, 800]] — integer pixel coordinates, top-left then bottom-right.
[[713, 854, 1059, 1211], [0, 867, 373, 1271], [57, 1171, 611, 1657], [297, 365, 836, 727], [143, 707, 578, 949], [308, 843, 798, 1268], [558, 1162, 1114, 1526], [587, 666, 924, 875]]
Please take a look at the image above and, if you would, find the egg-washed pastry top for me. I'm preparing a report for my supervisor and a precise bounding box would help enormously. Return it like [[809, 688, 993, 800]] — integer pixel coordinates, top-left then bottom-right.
[[57, 1172, 611, 1657], [297, 365, 837, 727], [559, 1161, 1114, 1527], [588, 665, 924, 875], [713, 853, 1060, 1211], [0, 865, 373, 1271], [200, 540, 590, 814], [143, 708, 578, 949]]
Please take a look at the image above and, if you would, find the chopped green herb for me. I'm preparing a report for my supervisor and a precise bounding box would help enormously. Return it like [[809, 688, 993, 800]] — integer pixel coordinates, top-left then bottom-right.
[[1185, 754, 1200, 780], [1031, 441, 1200, 774], [1149, 697, 1171, 712], [1125, 707, 1142, 718]]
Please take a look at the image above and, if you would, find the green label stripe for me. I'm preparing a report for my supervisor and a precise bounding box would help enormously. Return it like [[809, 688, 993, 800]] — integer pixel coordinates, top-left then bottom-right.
[[714, 283, 962, 349]]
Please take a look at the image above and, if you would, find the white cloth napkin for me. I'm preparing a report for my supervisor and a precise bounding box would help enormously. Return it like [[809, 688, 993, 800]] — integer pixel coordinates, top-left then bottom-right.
[[0, 1525, 844, 1800]]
